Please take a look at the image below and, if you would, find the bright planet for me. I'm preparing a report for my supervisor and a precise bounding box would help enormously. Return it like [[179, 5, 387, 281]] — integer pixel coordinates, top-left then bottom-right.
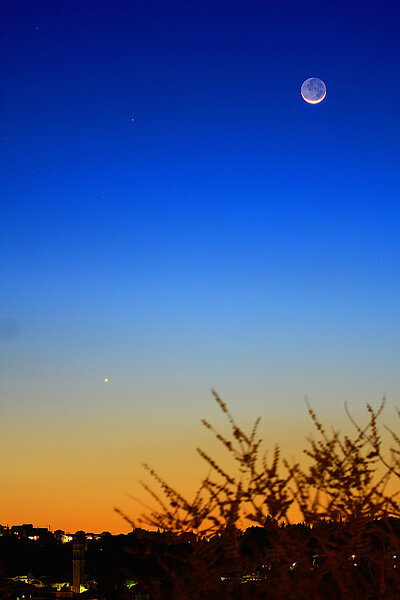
[[301, 77, 326, 104]]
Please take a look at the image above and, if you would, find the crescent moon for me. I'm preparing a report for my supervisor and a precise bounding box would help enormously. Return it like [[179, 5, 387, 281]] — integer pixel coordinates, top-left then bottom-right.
[[301, 90, 326, 104]]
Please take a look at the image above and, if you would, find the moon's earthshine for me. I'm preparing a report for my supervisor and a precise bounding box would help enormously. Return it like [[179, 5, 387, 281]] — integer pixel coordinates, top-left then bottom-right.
[[301, 77, 326, 104]]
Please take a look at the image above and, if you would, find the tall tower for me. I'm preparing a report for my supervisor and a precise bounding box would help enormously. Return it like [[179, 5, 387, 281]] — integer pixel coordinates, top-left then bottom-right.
[[72, 531, 86, 594]]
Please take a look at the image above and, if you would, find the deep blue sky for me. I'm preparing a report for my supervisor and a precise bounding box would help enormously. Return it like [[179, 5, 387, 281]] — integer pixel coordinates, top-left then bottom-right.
[[1, 0, 400, 530]]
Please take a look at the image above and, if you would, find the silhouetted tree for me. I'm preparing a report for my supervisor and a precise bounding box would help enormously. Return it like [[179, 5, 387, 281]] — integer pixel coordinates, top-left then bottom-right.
[[118, 392, 400, 599]]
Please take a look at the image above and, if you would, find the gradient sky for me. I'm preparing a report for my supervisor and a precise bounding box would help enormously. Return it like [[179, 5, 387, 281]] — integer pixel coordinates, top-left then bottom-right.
[[1, 0, 400, 533]]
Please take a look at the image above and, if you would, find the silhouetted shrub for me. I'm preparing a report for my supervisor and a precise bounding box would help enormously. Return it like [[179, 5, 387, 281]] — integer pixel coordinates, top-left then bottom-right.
[[117, 392, 400, 599]]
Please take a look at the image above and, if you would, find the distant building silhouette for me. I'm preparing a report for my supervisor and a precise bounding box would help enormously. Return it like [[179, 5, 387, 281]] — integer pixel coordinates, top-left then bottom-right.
[[72, 531, 86, 594], [10, 523, 50, 541]]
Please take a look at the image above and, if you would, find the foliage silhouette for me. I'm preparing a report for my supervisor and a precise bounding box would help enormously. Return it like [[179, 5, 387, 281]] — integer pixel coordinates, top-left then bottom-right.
[[117, 392, 400, 599]]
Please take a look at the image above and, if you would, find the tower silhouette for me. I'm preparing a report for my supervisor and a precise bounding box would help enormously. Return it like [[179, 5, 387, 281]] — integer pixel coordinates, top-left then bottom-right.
[[72, 532, 86, 593]]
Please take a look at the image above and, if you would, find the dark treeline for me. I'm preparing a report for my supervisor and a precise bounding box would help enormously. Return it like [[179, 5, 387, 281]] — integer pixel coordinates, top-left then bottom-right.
[[1, 518, 400, 599], [0, 531, 129, 596], [123, 518, 400, 600]]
